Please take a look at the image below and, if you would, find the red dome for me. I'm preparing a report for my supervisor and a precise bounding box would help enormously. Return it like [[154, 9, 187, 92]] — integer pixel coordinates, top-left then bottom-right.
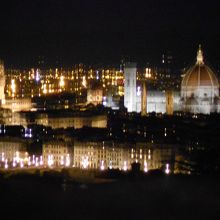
[[181, 46, 219, 88]]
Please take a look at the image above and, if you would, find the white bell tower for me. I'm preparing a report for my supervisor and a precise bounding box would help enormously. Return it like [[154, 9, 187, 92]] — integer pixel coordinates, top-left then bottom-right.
[[124, 62, 137, 112]]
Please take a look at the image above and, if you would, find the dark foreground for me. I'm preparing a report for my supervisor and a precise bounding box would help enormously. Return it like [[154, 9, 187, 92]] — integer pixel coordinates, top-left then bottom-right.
[[0, 172, 220, 220]]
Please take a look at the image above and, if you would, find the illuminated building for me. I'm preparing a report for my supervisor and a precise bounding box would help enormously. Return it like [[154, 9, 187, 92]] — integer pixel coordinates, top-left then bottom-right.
[[0, 62, 33, 112], [73, 140, 175, 171], [5, 110, 108, 129], [181, 45, 220, 114], [3, 98, 33, 112], [124, 62, 137, 112], [87, 85, 103, 105], [0, 137, 28, 163], [2, 64, 123, 106], [73, 141, 129, 169], [124, 62, 180, 114], [42, 140, 72, 167]]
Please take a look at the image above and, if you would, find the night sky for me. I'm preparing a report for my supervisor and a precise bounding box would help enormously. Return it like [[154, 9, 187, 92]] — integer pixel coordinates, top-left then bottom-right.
[[0, 0, 220, 68]]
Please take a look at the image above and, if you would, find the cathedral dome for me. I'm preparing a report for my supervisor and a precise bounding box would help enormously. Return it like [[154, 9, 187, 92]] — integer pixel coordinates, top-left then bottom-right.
[[181, 46, 219, 99]]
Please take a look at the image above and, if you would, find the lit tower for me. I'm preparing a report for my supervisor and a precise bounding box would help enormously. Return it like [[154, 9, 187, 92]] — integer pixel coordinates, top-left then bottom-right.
[[141, 81, 147, 116], [166, 90, 174, 115], [0, 60, 5, 105], [124, 62, 137, 112]]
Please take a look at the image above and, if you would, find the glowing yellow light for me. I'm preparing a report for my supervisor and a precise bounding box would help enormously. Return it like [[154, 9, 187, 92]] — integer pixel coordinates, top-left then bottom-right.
[[59, 76, 65, 88], [11, 79, 16, 97], [82, 76, 87, 88], [43, 84, 47, 94], [145, 68, 152, 78]]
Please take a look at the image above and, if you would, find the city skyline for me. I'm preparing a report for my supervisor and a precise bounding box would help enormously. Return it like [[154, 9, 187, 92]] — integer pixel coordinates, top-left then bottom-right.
[[0, 0, 220, 68]]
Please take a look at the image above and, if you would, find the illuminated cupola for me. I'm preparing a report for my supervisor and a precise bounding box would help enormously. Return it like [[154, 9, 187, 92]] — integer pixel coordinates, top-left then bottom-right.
[[181, 45, 219, 114]]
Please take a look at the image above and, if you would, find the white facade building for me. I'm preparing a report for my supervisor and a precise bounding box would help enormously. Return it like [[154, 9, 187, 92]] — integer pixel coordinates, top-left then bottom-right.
[[124, 62, 137, 112]]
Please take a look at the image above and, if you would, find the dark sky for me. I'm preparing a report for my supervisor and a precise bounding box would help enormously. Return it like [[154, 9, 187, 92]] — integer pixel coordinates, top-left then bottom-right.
[[0, 0, 220, 68]]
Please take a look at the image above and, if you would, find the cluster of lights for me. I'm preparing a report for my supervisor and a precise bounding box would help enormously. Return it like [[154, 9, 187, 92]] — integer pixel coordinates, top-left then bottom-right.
[[59, 76, 65, 88], [82, 76, 87, 88], [1, 153, 72, 169], [11, 79, 16, 97], [0, 150, 171, 174], [0, 152, 44, 169], [1, 152, 72, 169], [47, 154, 70, 168], [145, 68, 152, 78], [24, 128, 32, 138]]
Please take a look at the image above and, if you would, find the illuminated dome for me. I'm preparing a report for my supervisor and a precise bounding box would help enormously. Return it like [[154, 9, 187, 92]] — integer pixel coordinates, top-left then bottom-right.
[[181, 46, 219, 114], [181, 46, 219, 99]]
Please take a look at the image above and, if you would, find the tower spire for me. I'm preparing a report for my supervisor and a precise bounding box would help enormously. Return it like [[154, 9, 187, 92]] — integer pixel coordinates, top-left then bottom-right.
[[196, 44, 204, 65]]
